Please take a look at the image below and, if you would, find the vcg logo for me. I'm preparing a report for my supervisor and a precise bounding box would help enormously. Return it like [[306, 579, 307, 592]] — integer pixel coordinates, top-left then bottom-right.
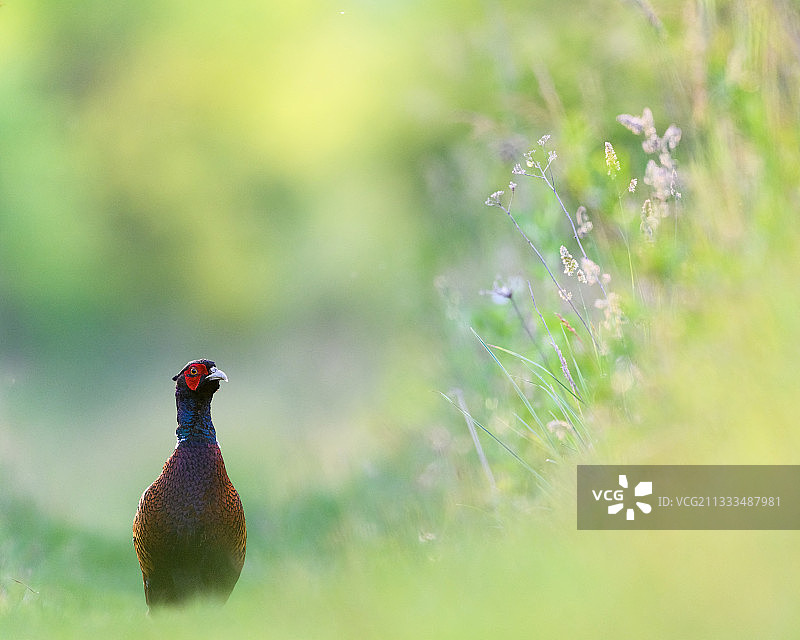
[[591, 474, 653, 520]]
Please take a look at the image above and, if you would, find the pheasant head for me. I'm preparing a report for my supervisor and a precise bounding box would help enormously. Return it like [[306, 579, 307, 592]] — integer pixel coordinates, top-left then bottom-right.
[[172, 359, 228, 443]]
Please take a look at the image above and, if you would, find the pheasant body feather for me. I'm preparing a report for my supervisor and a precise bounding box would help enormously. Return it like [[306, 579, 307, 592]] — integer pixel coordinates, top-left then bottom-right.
[[133, 359, 245, 608]]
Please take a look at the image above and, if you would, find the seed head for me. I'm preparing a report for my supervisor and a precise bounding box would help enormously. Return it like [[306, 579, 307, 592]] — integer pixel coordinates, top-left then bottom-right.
[[604, 142, 620, 177], [580, 257, 601, 286], [616, 113, 644, 135], [485, 190, 505, 207], [552, 344, 578, 394], [560, 246, 578, 276], [576, 206, 593, 238], [560, 246, 587, 283]]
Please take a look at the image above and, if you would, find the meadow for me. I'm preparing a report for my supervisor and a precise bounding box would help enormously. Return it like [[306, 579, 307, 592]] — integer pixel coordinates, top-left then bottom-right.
[[2, 0, 800, 637]]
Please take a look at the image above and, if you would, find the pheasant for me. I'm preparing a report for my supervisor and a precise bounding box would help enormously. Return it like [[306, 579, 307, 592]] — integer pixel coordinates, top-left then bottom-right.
[[133, 359, 246, 608]]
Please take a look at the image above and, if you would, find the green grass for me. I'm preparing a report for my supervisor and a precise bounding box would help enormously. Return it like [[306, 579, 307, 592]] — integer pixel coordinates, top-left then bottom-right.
[[4, 493, 800, 638]]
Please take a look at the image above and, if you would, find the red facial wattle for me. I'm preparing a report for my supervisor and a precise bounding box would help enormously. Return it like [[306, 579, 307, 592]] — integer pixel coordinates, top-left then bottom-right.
[[184, 363, 209, 391]]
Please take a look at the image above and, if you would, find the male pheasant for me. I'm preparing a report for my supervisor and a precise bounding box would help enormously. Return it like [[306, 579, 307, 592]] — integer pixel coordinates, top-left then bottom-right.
[[133, 359, 246, 608]]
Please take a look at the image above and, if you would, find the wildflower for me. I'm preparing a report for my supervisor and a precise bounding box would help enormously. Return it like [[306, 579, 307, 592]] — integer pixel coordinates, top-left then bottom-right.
[[485, 190, 504, 207], [482, 283, 512, 305], [523, 150, 536, 168], [616, 113, 644, 135], [547, 150, 558, 163], [508, 181, 517, 192], [658, 150, 676, 171], [546, 419, 573, 441], [604, 142, 620, 177], [580, 257, 601, 286], [491, 286, 513, 303], [558, 289, 573, 302], [642, 136, 658, 154], [559, 245, 577, 275], [512, 163, 526, 175], [640, 107, 657, 143], [559, 246, 585, 282], [641, 198, 659, 241], [575, 206, 593, 238], [663, 124, 682, 150], [628, 178, 638, 193], [537, 134, 551, 147], [619, 108, 667, 156], [644, 160, 672, 202], [481, 276, 523, 305], [669, 167, 682, 199]]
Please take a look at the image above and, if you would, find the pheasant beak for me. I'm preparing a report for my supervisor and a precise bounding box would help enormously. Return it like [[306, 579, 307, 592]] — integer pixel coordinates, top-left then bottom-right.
[[206, 367, 229, 383]]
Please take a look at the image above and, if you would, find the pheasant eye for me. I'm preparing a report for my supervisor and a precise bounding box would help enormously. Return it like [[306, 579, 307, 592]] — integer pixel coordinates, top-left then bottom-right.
[[184, 364, 207, 390]]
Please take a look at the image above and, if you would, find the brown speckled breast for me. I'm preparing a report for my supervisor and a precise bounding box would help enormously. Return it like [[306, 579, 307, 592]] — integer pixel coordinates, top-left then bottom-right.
[[133, 441, 246, 607]]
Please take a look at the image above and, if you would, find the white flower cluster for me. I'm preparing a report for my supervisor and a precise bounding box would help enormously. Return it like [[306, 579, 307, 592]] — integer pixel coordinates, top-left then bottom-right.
[[617, 107, 683, 241]]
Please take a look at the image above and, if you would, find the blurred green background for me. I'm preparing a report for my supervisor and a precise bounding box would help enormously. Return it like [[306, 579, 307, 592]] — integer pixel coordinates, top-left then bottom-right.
[[2, 0, 800, 637]]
